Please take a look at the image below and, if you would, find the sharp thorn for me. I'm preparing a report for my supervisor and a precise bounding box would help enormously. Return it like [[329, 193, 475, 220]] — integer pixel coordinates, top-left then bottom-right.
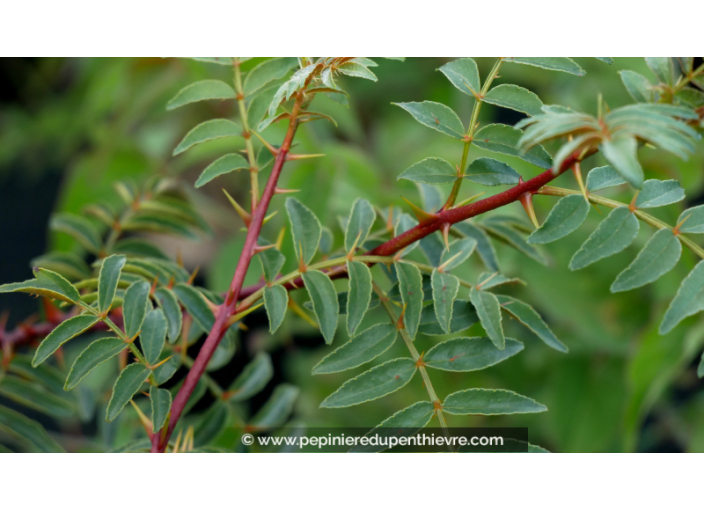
[[253, 244, 276, 255], [454, 191, 486, 208], [251, 131, 279, 155], [441, 223, 451, 251], [519, 192, 540, 229], [275, 227, 285, 250], [286, 153, 325, 161], [274, 187, 300, 195], [401, 196, 438, 223], [186, 267, 200, 286], [223, 189, 252, 227]]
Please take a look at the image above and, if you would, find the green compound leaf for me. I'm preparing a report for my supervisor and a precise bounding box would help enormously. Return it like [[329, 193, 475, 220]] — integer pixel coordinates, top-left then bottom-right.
[[106, 363, 151, 422], [476, 272, 523, 291], [635, 179, 685, 209], [34, 268, 80, 303], [469, 287, 505, 350], [122, 280, 151, 339], [320, 358, 417, 409], [464, 157, 521, 187], [285, 197, 322, 267], [250, 384, 299, 429], [338, 62, 378, 81], [0, 404, 64, 452], [195, 153, 249, 188], [258, 246, 286, 283], [0, 376, 74, 418], [504, 57, 585, 77], [346, 260, 373, 336], [152, 356, 180, 386], [167, 79, 235, 110], [173, 119, 241, 156], [482, 219, 547, 265], [677, 205, 704, 234], [398, 157, 457, 184], [302, 270, 339, 345], [319, 227, 334, 255], [440, 238, 476, 271], [244, 57, 298, 96], [496, 295, 568, 352], [192, 401, 230, 447], [173, 284, 214, 331], [227, 352, 273, 401], [345, 199, 376, 252], [394, 101, 465, 139], [313, 323, 397, 375], [528, 194, 589, 244], [645, 57, 674, 85], [395, 261, 424, 340], [419, 299, 478, 335], [7, 355, 64, 393], [483, 84, 544, 116], [619, 70, 656, 103], [65, 337, 126, 390], [431, 269, 460, 334], [611, 229, 682, 293], [443, 388, 548, 415], [98, 254, 126, 313], [113, 239, 168, 260], [569, 207, 639, 271], [154, 287, 182, 344], [425, 337, 524, 372], [263, 285, 288, 334], [659, 261, 704, 334], [50, 213, 102, 254], [140, 308, 167, 366], [150, 386, 172, 433], [473, 124, 552, 169], [586, 165, 627, 192], [349, 401, 436, 453], [698, 353, 704, 379], [438, 58, 480, 96], [600, 136, 643, 189], [453, 222, 499, 272], [33, 315, 100, 367]]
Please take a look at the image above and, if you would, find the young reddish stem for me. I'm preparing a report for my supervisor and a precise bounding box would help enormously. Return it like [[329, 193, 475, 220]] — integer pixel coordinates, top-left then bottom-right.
[[237, 149, 592, 300], [150, 94, 305, 453]]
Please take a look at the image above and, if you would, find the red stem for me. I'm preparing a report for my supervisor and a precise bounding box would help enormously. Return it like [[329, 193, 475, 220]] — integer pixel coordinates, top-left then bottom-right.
[[237, 149, 589, 300], [150, 95, 304, 453]]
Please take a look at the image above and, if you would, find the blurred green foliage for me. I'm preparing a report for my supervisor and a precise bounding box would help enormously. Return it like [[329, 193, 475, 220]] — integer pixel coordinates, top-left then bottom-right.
[[1, 57, 703, 452]]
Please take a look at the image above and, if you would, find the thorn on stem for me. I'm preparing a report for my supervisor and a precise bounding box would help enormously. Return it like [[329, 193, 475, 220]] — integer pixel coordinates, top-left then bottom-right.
[[273, 187, 300, 195], [519, 192, 540, 229], [441, 223, 451, 251], [223, 189, 252, 227]]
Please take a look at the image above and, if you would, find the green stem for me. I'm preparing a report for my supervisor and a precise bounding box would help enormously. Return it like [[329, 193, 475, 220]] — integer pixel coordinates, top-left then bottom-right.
[[102, 315, 157, 385], [233, 58, 259, 211], [371, 282, 454, 452], [445, 58, 504, 210], [538, 185, 704, 260]]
